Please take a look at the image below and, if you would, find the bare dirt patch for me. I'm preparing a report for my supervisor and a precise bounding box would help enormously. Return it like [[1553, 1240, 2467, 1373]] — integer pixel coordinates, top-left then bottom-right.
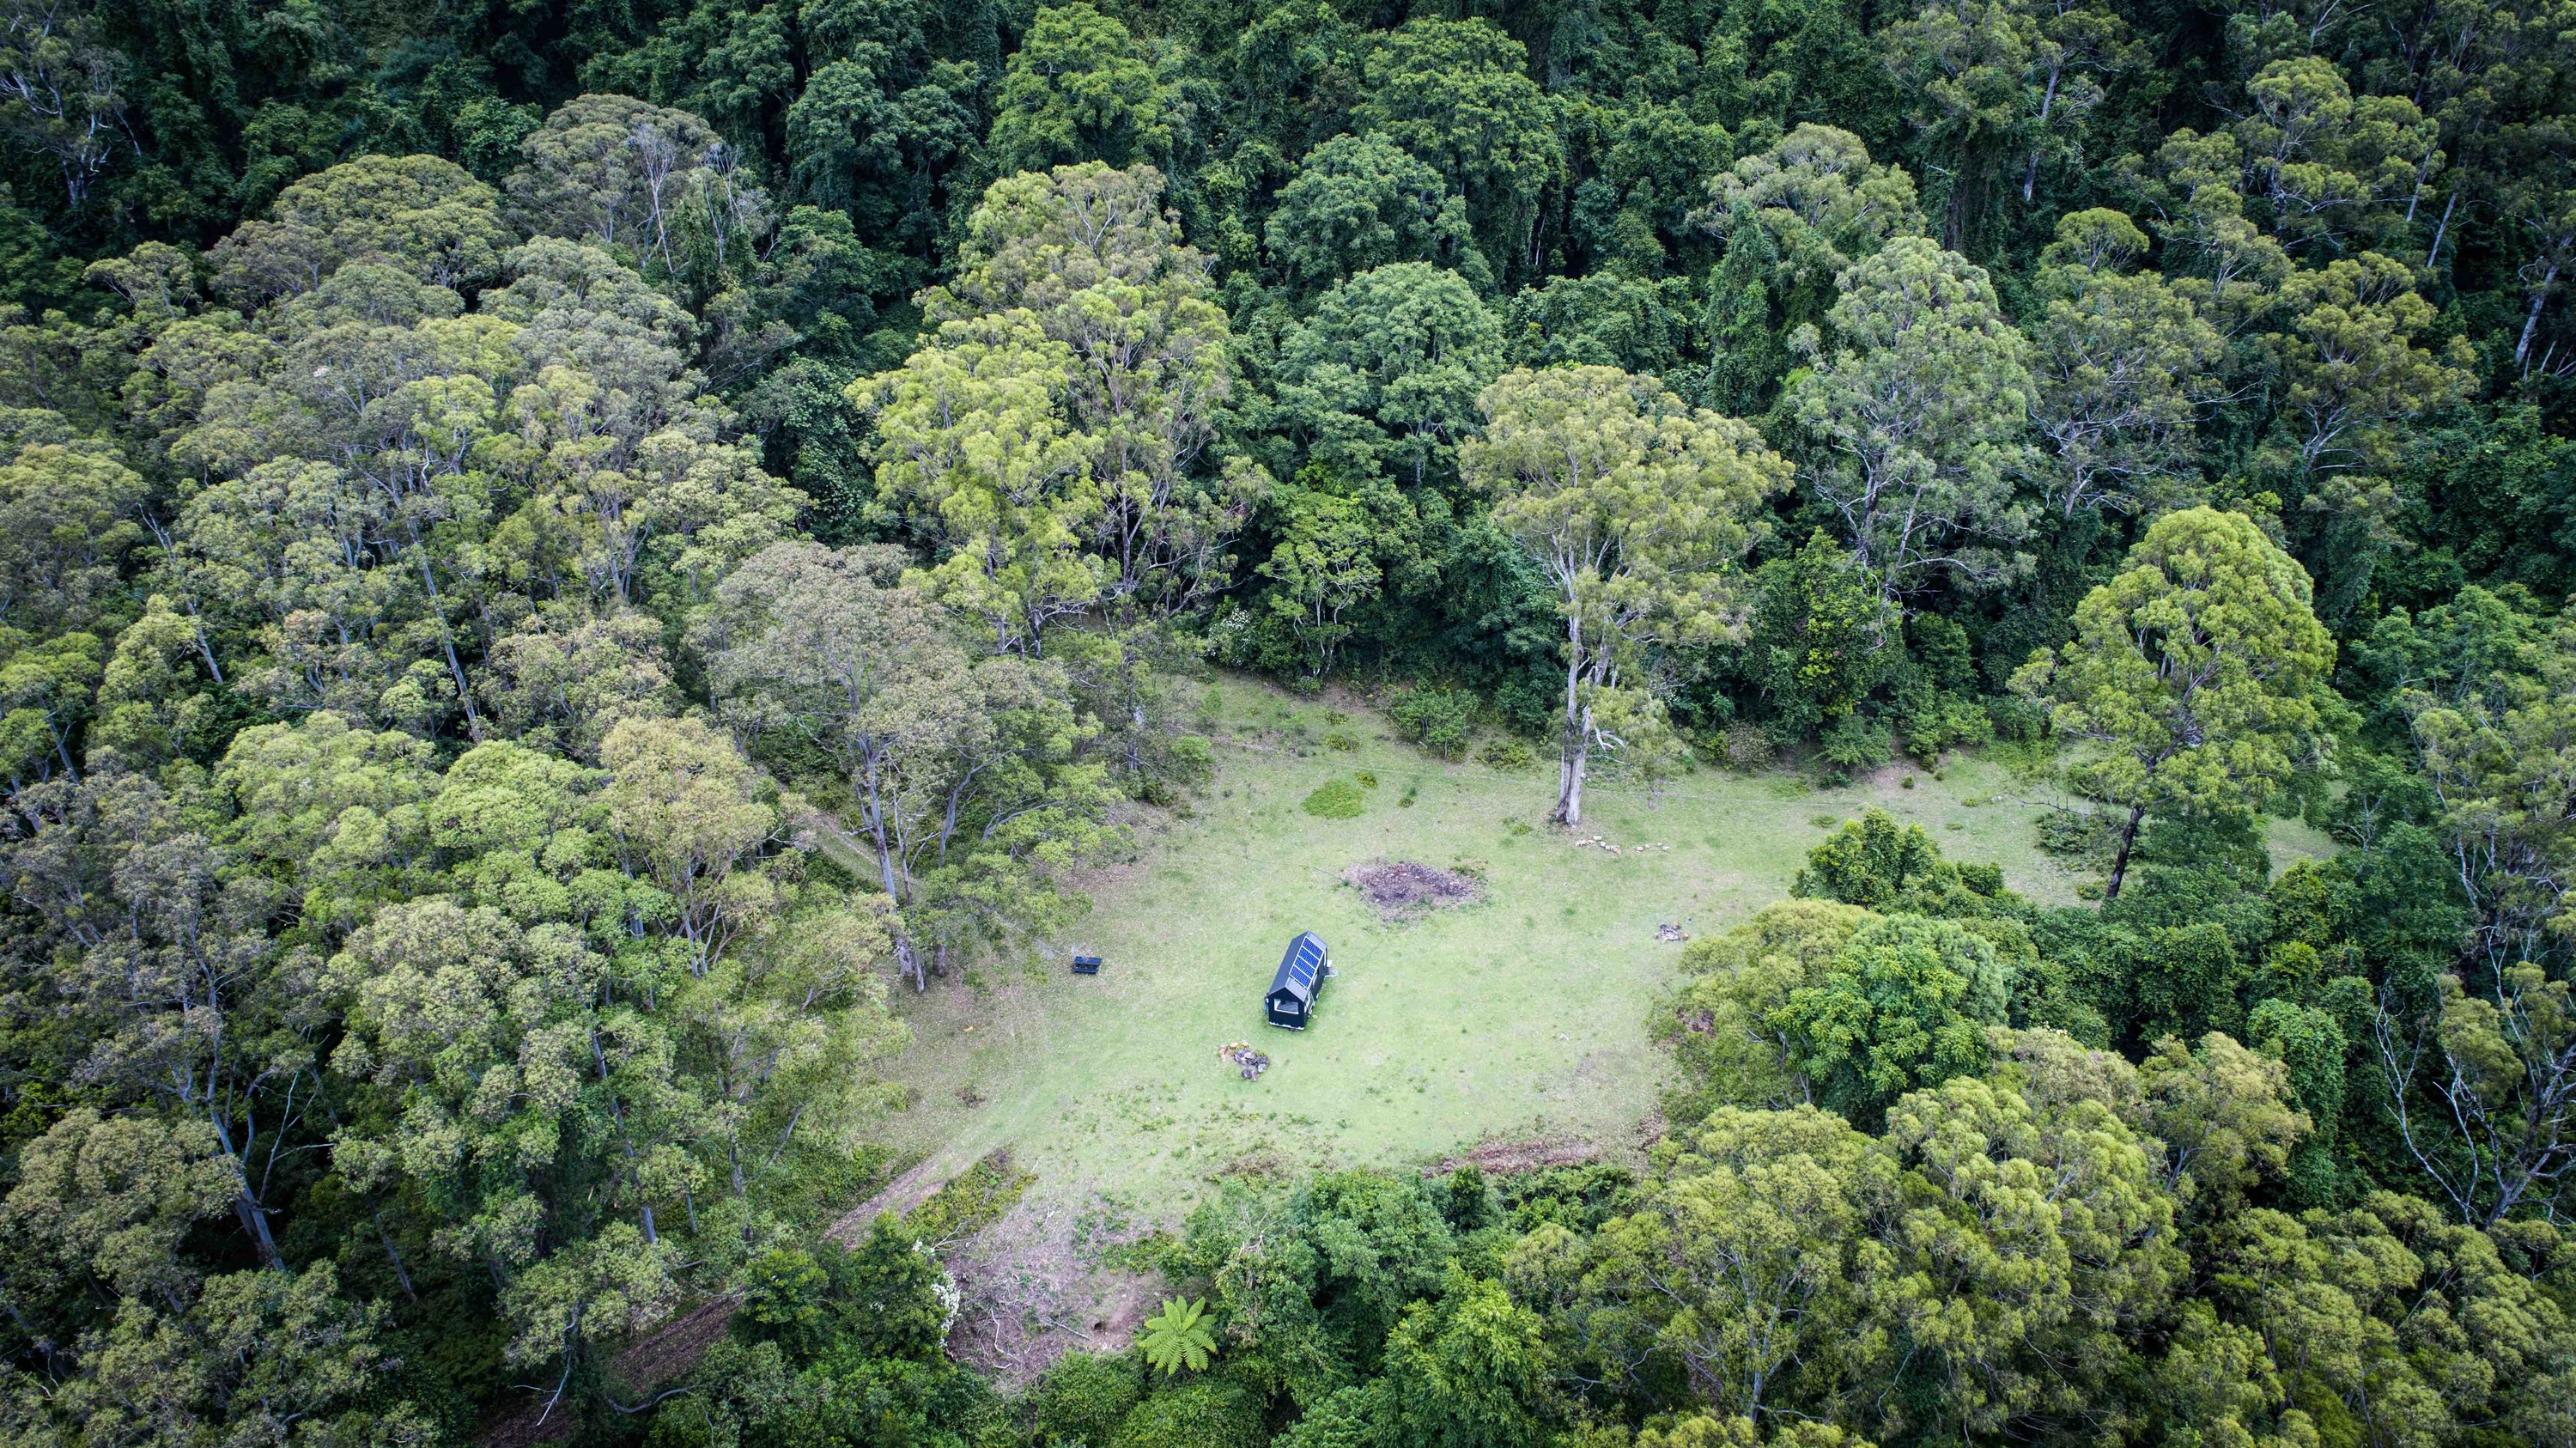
[[1431, 1136, 1602, 1175], [1342, 859, 1483, 921], [477, 1297, 737, 1448], [943, 1195, 1159, 1387], [824, 1154, 945, 1242], [611, 1298, 737, 1393]]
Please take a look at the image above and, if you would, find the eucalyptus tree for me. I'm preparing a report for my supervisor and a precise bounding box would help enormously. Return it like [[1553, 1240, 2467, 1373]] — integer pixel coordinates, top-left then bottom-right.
[[1787, 236, 2036, 605], [1463, 366, 1789, 826], [2014, 507, 2336, 897]]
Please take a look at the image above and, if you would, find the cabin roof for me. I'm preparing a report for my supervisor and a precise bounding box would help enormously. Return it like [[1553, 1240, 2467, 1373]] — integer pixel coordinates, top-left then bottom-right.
[[1268, 931, 1326, 1004]]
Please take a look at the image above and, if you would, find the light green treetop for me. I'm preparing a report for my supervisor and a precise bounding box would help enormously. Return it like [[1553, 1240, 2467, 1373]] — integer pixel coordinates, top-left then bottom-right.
[[2014, 507, 2335, 896], [1464, 365, 1788, 825]]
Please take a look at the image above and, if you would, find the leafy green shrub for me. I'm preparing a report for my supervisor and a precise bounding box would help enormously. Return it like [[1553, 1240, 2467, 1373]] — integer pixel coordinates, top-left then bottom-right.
[[2035, 808, 2115, 860], [1111, 1378, 1266, 1448], [1034, 1351, 1145, 1446], [734, 1214, 954, 1366], [1323, 731, 1358, 751], [1388, 686, 1479, 760], [1815, 714, 1892, 781], [821, 1216, 955, 1361], [905, 1149, 1031, 1244], [1986, 692, 2050, 741], [1354, 771, 1377, 788], [1303, 778, 1365, 818], [1478, 736, 1537, 770], [1899, 692, 1995, 760], [736, 1246, 830, 1360], [1721, 722, 1776, 768]]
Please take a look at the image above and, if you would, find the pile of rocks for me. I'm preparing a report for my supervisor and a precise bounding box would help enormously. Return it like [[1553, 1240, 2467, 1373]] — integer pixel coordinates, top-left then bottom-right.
[[1571, 837, 1675, 855]]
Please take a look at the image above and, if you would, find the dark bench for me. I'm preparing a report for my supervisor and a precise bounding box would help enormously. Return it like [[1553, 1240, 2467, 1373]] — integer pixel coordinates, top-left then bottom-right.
[[1071, 955, 1103, 975]]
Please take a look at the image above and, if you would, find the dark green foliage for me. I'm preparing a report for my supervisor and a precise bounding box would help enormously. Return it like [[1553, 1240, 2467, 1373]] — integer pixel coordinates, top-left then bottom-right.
[[6, 1, 2576, 1442], [1772, 912, 2011, 1128], [1388, 686, 1479, 760], [737, 1246, 834, 1360], [1034, 1350, 1146, 1445], [1376, 1277, 1553, 1448], [823, 1217, 955, 1362], [1111, 1378, 1267, 1448], [1747, 531, 1891, 736], [1795, 808, 2014, 918], [2126, 922, 2247, 1045]]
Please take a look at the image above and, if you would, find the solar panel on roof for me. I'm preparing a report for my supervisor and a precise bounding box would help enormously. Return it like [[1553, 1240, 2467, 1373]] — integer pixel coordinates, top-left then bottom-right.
[[1269, 934, 1327, 1001]]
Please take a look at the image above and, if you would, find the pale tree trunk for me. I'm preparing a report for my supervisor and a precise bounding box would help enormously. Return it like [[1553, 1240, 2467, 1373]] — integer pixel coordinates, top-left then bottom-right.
[[1553, 708, 1589, 826], [1553, 618, 1588, 826], [2021, 66, 2062, 204], [859, 760, 929, 990], [2518, 260, 2561, 368]]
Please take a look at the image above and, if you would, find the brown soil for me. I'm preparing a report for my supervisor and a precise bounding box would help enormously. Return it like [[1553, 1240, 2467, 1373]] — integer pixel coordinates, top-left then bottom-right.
[[823, 1154, 945, 1243], [611, 1298, 738, 1393], [1431, 1136, 1602, 1175], [943, 1195, 1160, 1387], [475, 1298, 738, 1448], [1342, 859, 1483, 920], [476, 1399, 575, 1448]]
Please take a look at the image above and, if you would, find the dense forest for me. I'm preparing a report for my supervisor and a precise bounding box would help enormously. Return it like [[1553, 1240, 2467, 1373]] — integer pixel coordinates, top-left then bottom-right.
[[0, 0, 2567, 1443]]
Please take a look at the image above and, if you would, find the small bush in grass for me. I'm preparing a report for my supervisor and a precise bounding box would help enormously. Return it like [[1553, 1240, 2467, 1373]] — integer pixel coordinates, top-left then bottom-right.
[[1899, 691, 1996, 762], [1389, 686, 1479, 759], [1721, 721, 1777, 768], [1323, 731, 1358, 751], [1355, 771, 1377, 788], [1303, 778, 1365, 818], [2036, 807, 2115, 860], [1815, 714, 1892, 782], [1479, 736, 1537, 770]]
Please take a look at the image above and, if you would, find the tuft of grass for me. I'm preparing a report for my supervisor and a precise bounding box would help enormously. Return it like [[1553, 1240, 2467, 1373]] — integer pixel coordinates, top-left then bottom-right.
[[1303, 777, 1366, 818]]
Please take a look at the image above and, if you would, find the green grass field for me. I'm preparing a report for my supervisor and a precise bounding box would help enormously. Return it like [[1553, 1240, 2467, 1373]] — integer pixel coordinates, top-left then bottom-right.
[[866, 674, 2207, 1223]]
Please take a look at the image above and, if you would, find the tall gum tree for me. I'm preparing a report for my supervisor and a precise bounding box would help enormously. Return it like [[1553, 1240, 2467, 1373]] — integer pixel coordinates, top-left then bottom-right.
[[2013, 507, 2336, 897], [1461, 365, 1788, 826]]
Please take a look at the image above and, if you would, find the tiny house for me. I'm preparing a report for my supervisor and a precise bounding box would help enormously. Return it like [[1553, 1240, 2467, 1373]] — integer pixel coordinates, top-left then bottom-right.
[[1265, 932, 1329, 1029]]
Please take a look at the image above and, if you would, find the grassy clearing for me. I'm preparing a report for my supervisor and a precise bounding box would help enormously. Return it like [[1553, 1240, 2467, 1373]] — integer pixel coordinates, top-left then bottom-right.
[[866, 674, 2121, 1224]]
